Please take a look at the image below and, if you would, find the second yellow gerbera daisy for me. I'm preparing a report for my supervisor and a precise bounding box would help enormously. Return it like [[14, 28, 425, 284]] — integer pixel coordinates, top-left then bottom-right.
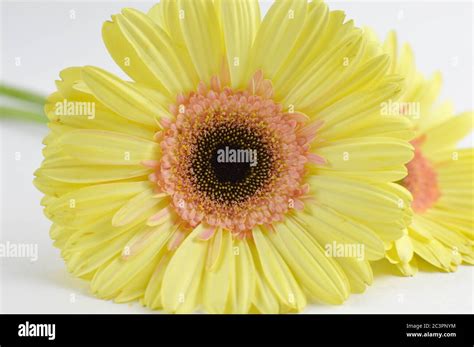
[[381, 31, 474, 275]]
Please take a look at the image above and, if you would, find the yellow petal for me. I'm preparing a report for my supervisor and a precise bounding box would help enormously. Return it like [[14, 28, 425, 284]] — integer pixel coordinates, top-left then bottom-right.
[[44, 181, 151, 226], [334, 257, 373, 294], [177, 0, 224, 82], [46, 105, 155, 140], [411, 237, 458, 272], [66, 227, 140, 277], [102, 15, 166, 90], [91, 220, 174, 298], [82, 66, 170, 126], [251, 268, 280, 314], [115, 8, 198, 95], [315, 79, 405, 139], [247, 0, 307, 80], [227, 238, 255, 313], [161, 224, 208, 312], [397, 257, 419, 277], [383, 30, 398, 74], [202, 230, 232, 313], [58, 129, 160, 166], [38, 164, 150, 184], [114, 259, 158, 303], [220, 0, 260, 89], [308, 175, 408, 227], [422, 112, 474, 155], [270, 221, 350, 304], [415, 215, 472, 255], [65, 207, 157, 256], [273, 1, 330, 92], [315, 137, 413, 171], [297, 204, 385, 261], [394, 234, 414, 264], [112, 189, 164, 227], [252, 227, 306, 311]]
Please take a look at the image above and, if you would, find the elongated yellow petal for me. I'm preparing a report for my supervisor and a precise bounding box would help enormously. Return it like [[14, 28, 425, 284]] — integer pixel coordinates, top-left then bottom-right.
[[308, 175, 408, 226], [142, 253, 171, 310], [270, 221, 350, 304], [415, 215, 472, 255], [148, 1, 197, 77], [252, 227, 306, 311], [422, 112, 474, 155], [394, 234, 414, 264], [91, 220, 174, 298], [220, 0, 260, 89], [65, 208, 157, 255], [177, 0, 224, 82], [67, 226, 141, 277], [52, 67, 90, 101], [114, 259, 158, 303], [44, 181, 151, 225], [334, 257, 373, 294], [38, 164, 150, 184], [315, 79, 404, 139], [251, 268, 280, 314], [281, 33, 365, 109], [315, 137, 413, 172], [102, 16, 166, 90], [58, 129, 159, 166], [202, 230, 232, 313], [228, 238, 255, 313], [115, 8, 198, 95], [112, 189, 164, 227], [273, 0, 330, 91], [411, 236, 460, 272], [82, 66, 170, 126], [46, 106, 156, 140], [161, 224, 208, 312], [247, 0, 307, 80], [34, 176, 88, 198], [297, 204, 385, 261], [383, 30, 398, 74]]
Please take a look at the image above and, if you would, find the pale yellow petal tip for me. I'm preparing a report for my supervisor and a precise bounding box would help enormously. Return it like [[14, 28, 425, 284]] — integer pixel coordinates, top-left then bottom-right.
[[396, 259, 418, 277], [361, 26, 379, 42], [81, 65, 100, 78], [401, 41, 414, 59], [57, 66, 82, 82], [121, 7, 139, 16], [147, 3, 161, 17], [431, 70, 443, 84], [387, 29, 397, 41]]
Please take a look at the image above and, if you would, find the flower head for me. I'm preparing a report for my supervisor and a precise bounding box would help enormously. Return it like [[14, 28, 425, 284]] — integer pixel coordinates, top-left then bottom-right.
[[152, 72, 317, 235], [381, 31, 474, 275], [35, 1, 414, 313]]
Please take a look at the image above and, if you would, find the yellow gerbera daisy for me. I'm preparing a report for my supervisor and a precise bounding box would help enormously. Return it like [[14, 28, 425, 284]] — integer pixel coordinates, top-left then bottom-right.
[[381, 31, 474, 275], [35, 0, 414, 313]]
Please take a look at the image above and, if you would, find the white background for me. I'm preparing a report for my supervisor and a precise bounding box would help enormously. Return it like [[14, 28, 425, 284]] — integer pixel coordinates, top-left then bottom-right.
[[0, 0, 472, 313]]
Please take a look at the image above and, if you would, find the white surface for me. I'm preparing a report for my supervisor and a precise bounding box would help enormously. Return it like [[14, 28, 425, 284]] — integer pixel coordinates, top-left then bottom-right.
[[0, 0, 472, 313]]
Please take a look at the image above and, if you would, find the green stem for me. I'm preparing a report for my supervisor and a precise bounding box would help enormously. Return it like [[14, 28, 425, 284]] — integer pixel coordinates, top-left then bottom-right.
[[0, 83, 46, 105], [0, 106, 47, 123]]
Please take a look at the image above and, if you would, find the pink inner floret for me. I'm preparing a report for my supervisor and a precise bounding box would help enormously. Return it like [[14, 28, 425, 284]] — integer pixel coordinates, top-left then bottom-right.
[[403, 136, 441, 213]]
